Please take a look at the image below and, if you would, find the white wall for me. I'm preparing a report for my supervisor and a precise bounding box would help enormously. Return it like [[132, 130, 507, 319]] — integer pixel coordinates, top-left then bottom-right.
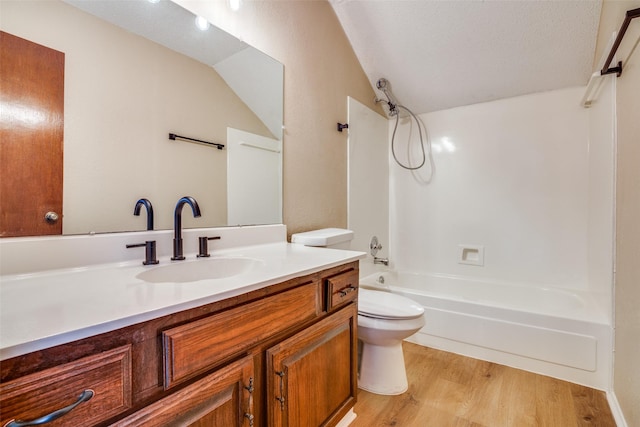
[[389, 87, 612, 292], [347, 97, 389, 277], [586, 75, 616, 320]]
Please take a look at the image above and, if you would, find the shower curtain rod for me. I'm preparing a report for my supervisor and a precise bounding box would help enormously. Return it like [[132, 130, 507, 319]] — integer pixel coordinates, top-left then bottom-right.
[[581, 7, 640, 107], [600, 7, 640, 77]]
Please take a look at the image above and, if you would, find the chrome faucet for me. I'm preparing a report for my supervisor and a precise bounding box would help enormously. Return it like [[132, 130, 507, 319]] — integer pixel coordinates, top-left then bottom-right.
[[370, 235, 389, 266], [171, 196, 201, 260], [133, 198, 154, 230]]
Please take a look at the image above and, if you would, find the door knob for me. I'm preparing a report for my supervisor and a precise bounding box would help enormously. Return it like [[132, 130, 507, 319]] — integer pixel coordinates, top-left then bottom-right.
[[45, 211, 59, 223]]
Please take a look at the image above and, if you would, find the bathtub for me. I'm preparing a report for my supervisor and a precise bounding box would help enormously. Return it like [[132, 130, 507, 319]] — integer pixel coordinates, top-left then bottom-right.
[[360, 271, 612, 390]]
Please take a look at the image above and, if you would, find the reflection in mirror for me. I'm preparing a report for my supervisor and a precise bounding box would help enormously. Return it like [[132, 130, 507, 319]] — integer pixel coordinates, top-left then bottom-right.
[[0, 0, 283, 236]]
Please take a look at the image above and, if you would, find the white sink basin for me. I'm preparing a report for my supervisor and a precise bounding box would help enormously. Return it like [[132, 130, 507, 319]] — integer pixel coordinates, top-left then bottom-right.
[[136, 257, 264, 283]]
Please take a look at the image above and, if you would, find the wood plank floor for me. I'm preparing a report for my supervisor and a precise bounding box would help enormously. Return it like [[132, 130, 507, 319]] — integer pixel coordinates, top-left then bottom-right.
[[352, 342, 616, 427]]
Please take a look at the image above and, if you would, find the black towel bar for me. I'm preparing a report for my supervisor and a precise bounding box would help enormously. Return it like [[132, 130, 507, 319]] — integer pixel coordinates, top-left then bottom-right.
[[169, 133, 224, 150]]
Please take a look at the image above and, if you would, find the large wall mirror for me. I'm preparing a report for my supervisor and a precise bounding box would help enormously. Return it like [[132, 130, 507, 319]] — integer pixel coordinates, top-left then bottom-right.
[[1, 0, 283, 236]]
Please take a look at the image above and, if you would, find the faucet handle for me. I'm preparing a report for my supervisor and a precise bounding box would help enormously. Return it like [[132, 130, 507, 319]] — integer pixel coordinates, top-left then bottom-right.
[[197, 236, 221, 258], [370, 236, 383, 257], [126, 241, 160, 265]]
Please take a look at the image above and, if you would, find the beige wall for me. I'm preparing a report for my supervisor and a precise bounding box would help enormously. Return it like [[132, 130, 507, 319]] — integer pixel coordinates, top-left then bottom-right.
[[175, 0, 382, 237], [614, 12, 640, 427], [595, 1, 640, 424]]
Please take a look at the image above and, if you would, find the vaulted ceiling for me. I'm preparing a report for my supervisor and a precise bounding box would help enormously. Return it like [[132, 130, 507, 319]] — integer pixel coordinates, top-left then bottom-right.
[[330, 0, 603, 114]]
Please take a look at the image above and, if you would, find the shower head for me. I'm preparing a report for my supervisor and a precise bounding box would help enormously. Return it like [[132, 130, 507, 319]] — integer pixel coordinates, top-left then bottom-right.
[[375, 77, 395, 103], [376, 78, 389, 91], [374, 77, 398, 116]]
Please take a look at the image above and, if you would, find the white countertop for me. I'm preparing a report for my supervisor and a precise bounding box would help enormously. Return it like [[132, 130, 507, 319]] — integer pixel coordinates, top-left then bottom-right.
[[0, 242, 364, 360]]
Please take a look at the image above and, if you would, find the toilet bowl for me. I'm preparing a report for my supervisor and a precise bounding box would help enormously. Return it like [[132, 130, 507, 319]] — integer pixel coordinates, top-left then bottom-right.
[[357, 288, 425, 395], [290, 228, 426, 395]]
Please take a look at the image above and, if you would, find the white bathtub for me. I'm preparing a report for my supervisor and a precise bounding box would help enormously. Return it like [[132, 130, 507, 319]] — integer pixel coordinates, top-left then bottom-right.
[[360, 271, 612, 390]]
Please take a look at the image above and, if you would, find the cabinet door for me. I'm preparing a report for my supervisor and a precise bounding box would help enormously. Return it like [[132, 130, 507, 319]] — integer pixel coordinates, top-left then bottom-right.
[[112, 355, 255, 427], [267, 304, 357, 427]]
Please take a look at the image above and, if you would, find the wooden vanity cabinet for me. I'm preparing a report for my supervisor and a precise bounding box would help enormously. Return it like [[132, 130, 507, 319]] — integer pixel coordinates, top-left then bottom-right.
[[0, 261, 359, 427]]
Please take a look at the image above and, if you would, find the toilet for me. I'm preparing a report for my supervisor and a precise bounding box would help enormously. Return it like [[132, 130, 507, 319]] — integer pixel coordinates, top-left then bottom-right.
[[357, 288, 425, 394], [291, 228, 426, 395]]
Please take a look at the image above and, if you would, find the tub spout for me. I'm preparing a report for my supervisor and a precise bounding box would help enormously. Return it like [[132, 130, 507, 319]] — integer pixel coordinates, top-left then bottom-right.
[[374, 257, 389, 266]]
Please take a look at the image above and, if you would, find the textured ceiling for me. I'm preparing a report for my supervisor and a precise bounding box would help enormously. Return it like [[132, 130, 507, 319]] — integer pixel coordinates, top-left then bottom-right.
[[330, 0, 603, 114]]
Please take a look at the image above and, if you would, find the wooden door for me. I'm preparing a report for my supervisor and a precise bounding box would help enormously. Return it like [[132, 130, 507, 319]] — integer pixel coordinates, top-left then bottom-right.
[[111, 355, 255, 426], [267, 304, 358, 427], [0, 31, 64, 237]]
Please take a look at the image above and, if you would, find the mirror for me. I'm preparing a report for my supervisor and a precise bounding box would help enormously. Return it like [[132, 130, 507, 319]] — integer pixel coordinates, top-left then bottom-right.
[[0, 0, 283, 235]]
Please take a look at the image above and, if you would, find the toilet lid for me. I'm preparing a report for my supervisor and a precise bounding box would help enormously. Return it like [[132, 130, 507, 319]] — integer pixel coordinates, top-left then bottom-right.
[[358, 288, 424, 319]]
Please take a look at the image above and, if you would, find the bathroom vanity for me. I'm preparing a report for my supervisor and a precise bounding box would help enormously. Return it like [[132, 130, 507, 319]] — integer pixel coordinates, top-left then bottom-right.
[[0, 226, 363, 426]]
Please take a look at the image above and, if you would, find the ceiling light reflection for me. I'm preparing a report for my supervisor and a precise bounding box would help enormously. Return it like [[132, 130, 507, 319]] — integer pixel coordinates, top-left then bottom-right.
[[195, 16, 209, 31], [441, 137, 456, 152], [431, 137, 456, 154]]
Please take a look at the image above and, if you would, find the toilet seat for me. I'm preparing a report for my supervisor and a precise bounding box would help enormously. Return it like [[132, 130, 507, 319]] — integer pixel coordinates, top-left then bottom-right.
[[358, 288, 424, 320]]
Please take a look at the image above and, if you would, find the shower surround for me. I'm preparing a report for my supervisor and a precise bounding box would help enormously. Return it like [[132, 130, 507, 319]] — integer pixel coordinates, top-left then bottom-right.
[[390, 86, 614, 387], [349, 85, 615, 390]]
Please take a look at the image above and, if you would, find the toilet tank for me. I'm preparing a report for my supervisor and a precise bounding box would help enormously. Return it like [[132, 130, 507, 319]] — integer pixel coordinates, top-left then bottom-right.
[[291, 228, 354, 249]]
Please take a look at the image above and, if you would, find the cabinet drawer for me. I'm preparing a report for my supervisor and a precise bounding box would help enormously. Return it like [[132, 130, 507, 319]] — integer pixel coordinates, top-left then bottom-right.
[[163, 282, 319, 389], [111, 355, 254, 427], [0, 345, 132, 427], [326, 269, 359, 311]]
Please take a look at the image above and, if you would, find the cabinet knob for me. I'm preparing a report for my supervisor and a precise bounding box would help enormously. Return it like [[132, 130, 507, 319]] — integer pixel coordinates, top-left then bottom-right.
[[44, 211, 59, 223]]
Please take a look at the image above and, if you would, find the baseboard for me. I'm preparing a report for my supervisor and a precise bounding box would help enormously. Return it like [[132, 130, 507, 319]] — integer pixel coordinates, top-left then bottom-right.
[[335, 408, 357, 427], [607, 390, 628, 427]]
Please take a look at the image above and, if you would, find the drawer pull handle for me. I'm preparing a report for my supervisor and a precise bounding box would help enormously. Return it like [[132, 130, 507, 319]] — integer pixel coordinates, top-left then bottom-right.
[[244, 413, 255, 426], [4, 389, 94, 427], [339, 285, 357, 297], [244, 377, 254, 426], [244, 377, 254, 394], [275, 371, 286, 410]]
